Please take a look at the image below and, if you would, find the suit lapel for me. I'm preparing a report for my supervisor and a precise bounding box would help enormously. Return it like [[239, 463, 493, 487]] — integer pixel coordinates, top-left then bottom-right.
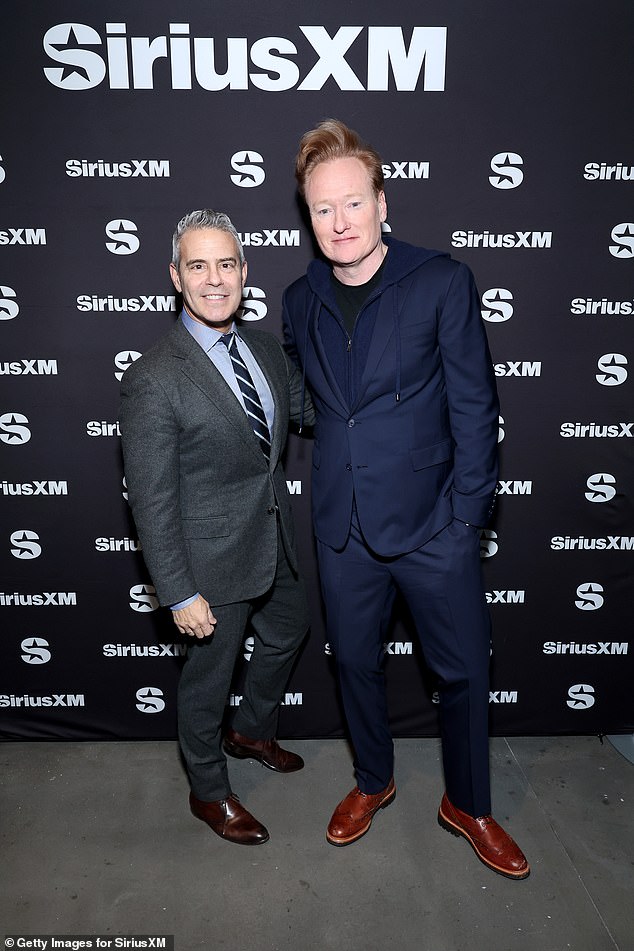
[[309, 304, 350, 414], [169, 321, 267, 466], [353, 287, 397, 411]]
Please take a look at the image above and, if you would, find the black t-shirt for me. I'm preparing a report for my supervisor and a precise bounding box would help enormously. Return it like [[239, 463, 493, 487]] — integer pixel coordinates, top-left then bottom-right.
[[331, 257, 387, 339]]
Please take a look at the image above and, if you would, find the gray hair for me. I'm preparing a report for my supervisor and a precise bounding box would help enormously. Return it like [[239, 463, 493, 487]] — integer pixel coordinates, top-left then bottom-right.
[[171, 209, 244, 269]]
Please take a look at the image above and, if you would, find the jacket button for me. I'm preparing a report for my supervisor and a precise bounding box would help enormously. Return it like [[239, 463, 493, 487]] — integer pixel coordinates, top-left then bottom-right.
[[345, 464, 352, 471], [348, 418, 355, 428], [267, 506, 275, 515]]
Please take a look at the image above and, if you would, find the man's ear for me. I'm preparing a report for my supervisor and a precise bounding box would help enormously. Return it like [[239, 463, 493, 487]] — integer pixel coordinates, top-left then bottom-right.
[[169, 262, 182, 292]]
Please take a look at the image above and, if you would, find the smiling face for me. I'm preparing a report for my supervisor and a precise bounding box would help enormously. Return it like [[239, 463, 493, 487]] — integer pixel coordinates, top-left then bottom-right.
[[169, 227, 247, 333], [304, 156, 387, 285]]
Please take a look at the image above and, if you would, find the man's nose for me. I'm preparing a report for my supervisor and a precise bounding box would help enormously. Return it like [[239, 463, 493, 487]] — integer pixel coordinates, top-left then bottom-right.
[[333, 207, 350, 233], [207, 266, 223, 284]]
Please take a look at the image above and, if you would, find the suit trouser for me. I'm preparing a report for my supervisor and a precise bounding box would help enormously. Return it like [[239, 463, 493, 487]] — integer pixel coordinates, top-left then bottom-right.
[[317, 513, 492, 817], [177, 528, 309, 802]]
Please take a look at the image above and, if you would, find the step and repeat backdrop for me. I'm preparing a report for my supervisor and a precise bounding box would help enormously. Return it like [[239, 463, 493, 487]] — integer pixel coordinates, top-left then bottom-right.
[[1, 1, 632, 740]]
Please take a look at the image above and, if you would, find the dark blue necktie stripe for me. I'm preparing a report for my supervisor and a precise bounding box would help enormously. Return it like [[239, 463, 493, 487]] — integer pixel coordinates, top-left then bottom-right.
[[220, 332, 271, 460]]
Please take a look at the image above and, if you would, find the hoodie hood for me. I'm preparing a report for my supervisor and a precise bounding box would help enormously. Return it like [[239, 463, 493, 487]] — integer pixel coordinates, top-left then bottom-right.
[[297, 236, 449, 414], [305, 234, 448, 304]]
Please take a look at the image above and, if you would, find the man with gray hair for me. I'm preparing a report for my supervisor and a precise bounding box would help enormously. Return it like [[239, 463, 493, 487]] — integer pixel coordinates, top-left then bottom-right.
[[120, 209, 313, 845]]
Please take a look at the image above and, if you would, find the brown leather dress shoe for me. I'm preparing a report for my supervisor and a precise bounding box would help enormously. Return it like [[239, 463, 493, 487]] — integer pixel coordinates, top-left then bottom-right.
[[189, 792, 269, 845], [223, 727, 304, 772], [438, 793, 530, 880], [326, 778, 396, 846]]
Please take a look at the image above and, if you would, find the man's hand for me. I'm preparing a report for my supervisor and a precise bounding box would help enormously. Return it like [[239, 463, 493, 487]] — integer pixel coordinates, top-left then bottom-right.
[[172, 595, 216, 639]]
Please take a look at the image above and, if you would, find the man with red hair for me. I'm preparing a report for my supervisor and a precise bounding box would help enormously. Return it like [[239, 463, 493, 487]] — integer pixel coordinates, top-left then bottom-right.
[[283, 120, 529, 880]]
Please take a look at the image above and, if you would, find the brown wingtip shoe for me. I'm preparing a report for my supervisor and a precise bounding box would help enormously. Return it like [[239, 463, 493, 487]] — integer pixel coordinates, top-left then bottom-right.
[[190, 792, 269, 845], [326, 778, 396, 846], [438, 792, 530, 880], [223, 727, 304, 772]]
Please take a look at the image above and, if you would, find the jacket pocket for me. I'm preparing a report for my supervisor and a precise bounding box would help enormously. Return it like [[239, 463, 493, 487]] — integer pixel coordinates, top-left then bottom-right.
[[410, 437, 452, 471], [181, 516, 230, 538]]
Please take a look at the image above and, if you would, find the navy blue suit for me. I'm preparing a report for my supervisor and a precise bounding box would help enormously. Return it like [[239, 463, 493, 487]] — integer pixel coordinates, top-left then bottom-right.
[[283, 236, 499, 816]]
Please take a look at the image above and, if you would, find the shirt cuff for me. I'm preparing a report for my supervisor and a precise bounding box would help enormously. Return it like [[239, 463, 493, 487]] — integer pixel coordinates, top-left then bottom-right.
[[170, 593, 200, 611]]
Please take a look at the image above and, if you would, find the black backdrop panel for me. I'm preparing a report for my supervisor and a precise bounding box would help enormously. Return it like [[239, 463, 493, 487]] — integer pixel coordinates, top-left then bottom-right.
[[1, 1, 632, 739]]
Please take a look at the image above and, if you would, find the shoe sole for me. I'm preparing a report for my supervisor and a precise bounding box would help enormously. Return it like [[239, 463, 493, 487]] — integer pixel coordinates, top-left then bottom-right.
[[223, 740, 303, 772], [326, 788, 396, 847], [438, 806, 530, 880]]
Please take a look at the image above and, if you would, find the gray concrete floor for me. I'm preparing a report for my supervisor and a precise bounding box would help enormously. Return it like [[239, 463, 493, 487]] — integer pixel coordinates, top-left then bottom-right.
[[1, 735, 632, 951]]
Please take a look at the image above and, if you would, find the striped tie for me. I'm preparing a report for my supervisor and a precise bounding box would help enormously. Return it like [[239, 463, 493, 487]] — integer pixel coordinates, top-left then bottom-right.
[[220, 332, 271, 461]]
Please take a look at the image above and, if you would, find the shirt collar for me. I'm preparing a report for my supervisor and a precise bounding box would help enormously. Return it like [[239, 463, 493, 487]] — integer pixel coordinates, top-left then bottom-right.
[[180, 309, 236, 353]]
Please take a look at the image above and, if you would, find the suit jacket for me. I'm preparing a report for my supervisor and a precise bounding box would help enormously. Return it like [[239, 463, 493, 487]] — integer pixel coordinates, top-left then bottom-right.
[[283, 236, 499, 557], [119, 319, 313, 607]]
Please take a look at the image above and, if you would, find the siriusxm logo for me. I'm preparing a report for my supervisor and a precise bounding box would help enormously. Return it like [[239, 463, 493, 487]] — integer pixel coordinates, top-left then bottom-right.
[[0, 413, 31, 445], [383, 641, 413, 654], [382, 161, 429, 179], [596, 353, 628, 386], [452, 230, 551, 249], [551, 535, 634, 551], [567, 684, 595, 710], [0, 693, 84, 708], [237, 230, 300, 247], [10, 530, 42, 560], [560, 421, 632, 438], [486, 590, 525, 604], [95, 537, 142, 552], [77, 294, 176, 312], [1, 480, 68, 496], [481, 288, 513, 322], [105, 219, 140, 255], [571, 297, 633, 316], [0, 359, 58, 376], [103, 642, 186, 657], [494, 361, 541, 377], [239, 287, 267, 321], [286, 480, 302, 495], [0, 228, 47, 246], [66, 158, 170, 177], [114, 350, 142, 380], [0, 285, 19, 320], [574, 583, 604, 611], [498, 415, 505, 443], [545, 641, 627, 656], [585, 473, 616, 503], [609, 223, 634, 258], [479, 529, 498, 559], [584, 162, 634, 181], [136, 687, 165, 713], [129, 584, 160, 612], [86, 420, 121, 436], [43, 24, 447, 92], [489, 152, 524, 189], [229, 692, 303, 706], [0, 591, 77, 607], [230, 152, 266, 187], [497, 480, 532, 495], [489, 691, 518, 704], [21, 637, 52, 665]]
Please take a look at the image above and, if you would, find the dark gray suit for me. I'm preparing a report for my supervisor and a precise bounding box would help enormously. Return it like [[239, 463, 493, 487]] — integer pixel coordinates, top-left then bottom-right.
[[120, 318, 313, 799]]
